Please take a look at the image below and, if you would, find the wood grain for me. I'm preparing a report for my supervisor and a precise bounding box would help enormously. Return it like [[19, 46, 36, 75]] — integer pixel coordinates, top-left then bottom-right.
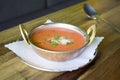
[[78, 48, 120, 80], [0, 0, 120, 80]]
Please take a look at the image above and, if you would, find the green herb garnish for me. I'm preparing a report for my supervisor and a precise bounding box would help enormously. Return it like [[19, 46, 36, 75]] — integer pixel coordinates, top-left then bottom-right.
[[48, 35, 73, 47], [49, 36, 60, 47], [67, 42, 73, 45], [50, 41, 58, 47], [54, 36, 60, 41]]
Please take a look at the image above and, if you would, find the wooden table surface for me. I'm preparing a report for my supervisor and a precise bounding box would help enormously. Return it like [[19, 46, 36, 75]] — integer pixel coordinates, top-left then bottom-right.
[[0, 0, 120, 80]]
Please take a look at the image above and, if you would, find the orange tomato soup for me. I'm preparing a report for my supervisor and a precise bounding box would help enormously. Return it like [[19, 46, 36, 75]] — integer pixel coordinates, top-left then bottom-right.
[[30, 27, 86, 52]]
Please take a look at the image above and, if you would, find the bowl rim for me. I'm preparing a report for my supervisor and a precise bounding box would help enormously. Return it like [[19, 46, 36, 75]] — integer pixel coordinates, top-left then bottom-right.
[[28, 23, 89, 54]]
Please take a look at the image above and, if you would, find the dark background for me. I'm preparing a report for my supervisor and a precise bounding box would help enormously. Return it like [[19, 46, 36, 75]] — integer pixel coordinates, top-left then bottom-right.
[[0, 0, 84, 31]]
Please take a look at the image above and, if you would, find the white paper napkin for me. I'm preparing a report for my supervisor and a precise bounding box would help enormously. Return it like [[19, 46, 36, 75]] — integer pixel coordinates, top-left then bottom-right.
[[5, 37, 104, 72]]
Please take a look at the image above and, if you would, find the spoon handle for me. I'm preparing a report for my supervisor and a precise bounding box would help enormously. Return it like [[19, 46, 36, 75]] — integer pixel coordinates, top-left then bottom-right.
[[99, 18, 120, 33]]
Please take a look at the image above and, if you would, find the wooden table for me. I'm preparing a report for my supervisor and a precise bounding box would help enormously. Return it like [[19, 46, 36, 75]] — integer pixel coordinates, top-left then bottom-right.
[[0, 0, 120, 80]]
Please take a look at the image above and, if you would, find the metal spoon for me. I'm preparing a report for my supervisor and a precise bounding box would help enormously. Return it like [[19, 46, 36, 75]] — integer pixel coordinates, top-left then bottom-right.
[[83, 4, 120, 33]]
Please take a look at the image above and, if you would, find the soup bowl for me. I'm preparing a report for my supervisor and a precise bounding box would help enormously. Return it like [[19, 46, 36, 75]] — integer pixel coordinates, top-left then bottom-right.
[[19, 23, 96, 61]]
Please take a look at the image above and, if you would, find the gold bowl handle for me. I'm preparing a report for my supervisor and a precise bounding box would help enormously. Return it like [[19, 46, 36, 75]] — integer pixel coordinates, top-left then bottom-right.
[[19, 24, 30, 45], [87, 24, 96, 45]]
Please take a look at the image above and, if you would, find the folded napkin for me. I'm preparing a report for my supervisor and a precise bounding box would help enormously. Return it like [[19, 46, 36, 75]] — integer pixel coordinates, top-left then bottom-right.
[[5, 37, 104, 72]]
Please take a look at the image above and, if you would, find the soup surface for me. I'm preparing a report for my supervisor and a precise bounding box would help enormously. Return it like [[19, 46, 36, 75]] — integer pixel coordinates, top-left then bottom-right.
[[30, 26, 86, 52]]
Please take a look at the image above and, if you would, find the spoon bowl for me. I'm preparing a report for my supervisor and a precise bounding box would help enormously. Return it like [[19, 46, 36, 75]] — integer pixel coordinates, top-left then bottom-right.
[[83, 4, 98, 19], [83, 4, 120, 33]]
